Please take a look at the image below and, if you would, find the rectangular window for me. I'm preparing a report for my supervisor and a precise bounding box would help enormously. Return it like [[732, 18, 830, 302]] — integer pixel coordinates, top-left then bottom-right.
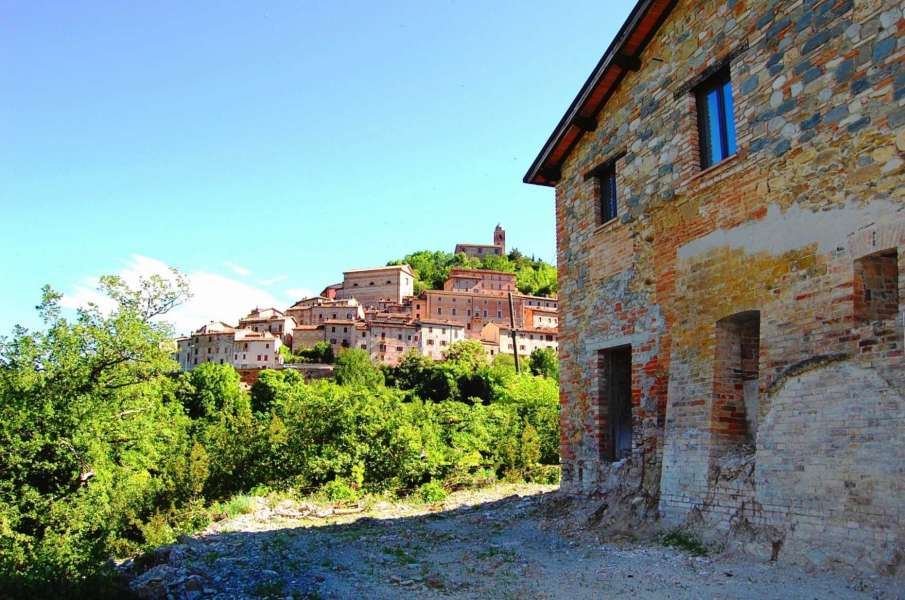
[[597, 166, 617, 223], [696, 68, 737, 168], [854, 249, 900, 324]]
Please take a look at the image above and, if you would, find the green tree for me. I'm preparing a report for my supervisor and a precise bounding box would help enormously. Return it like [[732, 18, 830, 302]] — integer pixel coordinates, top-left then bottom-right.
[[0, 273, 196, 596], [528, 347, 559, 380], [334, 349, 384, 388], [182, 362, 247, 418]]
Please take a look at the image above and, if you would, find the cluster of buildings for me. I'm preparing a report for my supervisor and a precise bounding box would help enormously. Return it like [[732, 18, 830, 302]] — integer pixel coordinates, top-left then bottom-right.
[[527, 0, 904, 573], [175, 225, 559, 372]]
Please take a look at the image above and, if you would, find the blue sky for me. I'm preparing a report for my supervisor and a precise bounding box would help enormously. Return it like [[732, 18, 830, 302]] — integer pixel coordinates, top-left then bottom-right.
[[1, 0, 633, 334]]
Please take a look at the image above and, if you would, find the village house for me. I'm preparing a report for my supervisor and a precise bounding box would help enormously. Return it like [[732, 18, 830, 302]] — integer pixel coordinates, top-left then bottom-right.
[[481, 322, 558, 357], [232, 329, 282, 370], [525, 0, 905, 572], [366, 318, 419, 366], [290, 324, 325, 353], [176, 321, 283, 371], [454, 224, 506, 259], [335, 265, 415, 308], [422, 289, 525, 337], [286, 297, 364, 326], [417, 320, 467, 360], [237, 307, 295, 346], [443, 268, 517, 295]]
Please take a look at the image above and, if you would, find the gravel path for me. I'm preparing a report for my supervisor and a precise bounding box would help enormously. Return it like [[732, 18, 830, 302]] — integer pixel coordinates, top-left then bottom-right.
[[128, 484, 903, 599]]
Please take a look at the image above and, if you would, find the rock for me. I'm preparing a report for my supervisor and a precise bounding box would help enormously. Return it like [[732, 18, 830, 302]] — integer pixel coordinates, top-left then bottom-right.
[[184, 574, 204, 591], [896, 128, 905, 153], [129, 565, 180, 599]]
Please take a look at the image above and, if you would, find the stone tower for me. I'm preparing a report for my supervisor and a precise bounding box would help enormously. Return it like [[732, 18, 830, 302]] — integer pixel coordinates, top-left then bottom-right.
[[493, 224, 505, 254]]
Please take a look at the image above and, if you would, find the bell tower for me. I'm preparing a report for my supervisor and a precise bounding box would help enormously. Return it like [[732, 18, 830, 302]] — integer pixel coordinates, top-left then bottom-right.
[[493, 224, 506, 254]]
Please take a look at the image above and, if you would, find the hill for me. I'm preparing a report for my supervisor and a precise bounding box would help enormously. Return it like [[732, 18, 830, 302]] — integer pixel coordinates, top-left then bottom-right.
[[387, 249, 557, 297]]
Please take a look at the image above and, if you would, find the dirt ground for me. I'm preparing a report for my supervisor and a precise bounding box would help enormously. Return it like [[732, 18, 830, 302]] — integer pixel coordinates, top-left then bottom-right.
[[128, 484, 904, 599]]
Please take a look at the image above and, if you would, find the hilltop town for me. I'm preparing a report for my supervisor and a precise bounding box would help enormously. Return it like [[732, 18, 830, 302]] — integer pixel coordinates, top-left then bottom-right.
[[175, 225, 558, 376]]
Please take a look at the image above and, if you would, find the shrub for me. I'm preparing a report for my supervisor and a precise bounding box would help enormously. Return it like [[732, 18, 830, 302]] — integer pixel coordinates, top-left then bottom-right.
[[222, 495, 256, 518], [418, 481, 447, 503], [322, 480, 358, 502]]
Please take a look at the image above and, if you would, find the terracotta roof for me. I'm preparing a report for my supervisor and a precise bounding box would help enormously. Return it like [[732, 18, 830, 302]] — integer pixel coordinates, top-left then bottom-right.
[[499, 325, 560, 335], [193, 321, 236, 334], [417, 319, 466, 327], [447, 268, 516, 277], [524, 0, 677, 186], [233, 329, 277, 341]]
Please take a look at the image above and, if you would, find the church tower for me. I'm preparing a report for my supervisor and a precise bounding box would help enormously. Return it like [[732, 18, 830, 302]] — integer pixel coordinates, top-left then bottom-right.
[[493, 224, 506, 254]]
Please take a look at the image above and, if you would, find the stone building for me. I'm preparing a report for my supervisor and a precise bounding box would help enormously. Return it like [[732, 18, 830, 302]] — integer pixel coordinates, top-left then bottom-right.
[[525, 0, 904, 572], [336, 265, 415, 308], [238, 307, 295, 346], [287, 297, 364, 326], [175, 321, 282, 371], [443, 268, 517, 295], [366, 318, 419, 366], [418, 320, 467, 360], [454, 224, 506, 258], [232, 330, 282, 370], [423, 289, 525, 337]]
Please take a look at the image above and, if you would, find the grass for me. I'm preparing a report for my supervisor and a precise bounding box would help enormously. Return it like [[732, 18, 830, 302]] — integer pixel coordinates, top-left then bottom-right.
[[382, 545, 418, 565], [251, 578, 286, 598], [660, 529, 710, 556], [220, 494, 256, 518]]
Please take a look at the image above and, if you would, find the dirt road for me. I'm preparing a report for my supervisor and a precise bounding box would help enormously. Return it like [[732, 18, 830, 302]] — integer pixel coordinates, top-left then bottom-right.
[[128, 484, 902, 599]]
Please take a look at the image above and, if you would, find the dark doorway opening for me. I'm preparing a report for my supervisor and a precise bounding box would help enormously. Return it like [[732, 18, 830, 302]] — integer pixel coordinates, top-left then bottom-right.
[[714, 310, 760, 446], [599, 346, 632, 461]]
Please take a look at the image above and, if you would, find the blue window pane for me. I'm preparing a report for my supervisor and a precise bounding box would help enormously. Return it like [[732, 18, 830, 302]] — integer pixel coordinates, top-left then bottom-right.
[[707, 89, 722, 165], [722, 81, 737, 156]]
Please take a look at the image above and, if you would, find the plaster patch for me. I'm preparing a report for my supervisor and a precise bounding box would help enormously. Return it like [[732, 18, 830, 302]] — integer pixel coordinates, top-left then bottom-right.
[[677, 200, 898, 260]]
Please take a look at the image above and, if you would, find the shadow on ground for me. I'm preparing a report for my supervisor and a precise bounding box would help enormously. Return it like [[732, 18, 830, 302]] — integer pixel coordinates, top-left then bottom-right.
[[127, 487, 902, 600]]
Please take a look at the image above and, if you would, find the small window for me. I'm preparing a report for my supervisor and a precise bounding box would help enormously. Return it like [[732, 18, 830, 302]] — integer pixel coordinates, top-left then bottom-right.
[[596, 165, 617, 224], [696, 68, 737, 168]]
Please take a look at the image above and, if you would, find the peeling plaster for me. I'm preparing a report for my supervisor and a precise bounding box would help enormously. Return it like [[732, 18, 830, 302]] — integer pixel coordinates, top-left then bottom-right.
[[678, 200, 899, 260]]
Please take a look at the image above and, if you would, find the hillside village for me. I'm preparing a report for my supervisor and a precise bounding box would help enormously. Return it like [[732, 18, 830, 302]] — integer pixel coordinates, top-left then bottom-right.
[[175, 224, 558, 375]]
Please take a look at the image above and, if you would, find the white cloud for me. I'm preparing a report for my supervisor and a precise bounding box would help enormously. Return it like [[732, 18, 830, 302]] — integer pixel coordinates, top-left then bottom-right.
[[223, 261, 252, 277], [61, 254, 283, 336], [258, 275, 288, 286]]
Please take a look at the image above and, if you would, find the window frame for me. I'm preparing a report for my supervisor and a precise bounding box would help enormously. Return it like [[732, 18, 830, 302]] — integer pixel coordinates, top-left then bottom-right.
[[585, 153, 623, 226], [695, 67, 737, 169]]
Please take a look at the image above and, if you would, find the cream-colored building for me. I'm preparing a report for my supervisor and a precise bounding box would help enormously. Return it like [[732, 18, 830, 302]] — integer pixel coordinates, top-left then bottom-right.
[[291, 325, 325, 353], [176, 321, 236, 370], [337, 265, 415, 308], [526, 306, 558, 330], [238, 307, 295, 346], [287, 297, 363, 325], [417, 320, 466, 360], [232, 330, 282, 370], [367, 319, 419, 366], [175, 322, 283, 371], [443, 268, 516, 296]]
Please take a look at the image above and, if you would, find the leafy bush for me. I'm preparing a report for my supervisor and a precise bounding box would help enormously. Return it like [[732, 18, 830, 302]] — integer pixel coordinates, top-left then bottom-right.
[[417, 481, 447, 503], [0, 274, 561, 597], [387, 248, 557, 297], [528, 347, 559, 381]]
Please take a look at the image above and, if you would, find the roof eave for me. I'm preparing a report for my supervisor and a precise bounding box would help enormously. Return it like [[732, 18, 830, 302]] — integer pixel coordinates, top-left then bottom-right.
[[523, 0, 676, 187]]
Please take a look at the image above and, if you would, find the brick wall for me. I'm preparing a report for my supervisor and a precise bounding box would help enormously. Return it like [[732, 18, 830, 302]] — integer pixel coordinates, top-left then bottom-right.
[[551, 0, 905, 571]]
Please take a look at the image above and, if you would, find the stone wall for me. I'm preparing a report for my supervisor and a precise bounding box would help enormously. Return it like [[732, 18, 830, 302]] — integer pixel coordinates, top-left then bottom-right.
[[552, 0, 905, 572]]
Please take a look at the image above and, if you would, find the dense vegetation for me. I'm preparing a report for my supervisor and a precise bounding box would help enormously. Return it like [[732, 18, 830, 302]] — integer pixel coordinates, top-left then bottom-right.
[[387, 248, 558, 297], [0, 275, 559, 598]]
